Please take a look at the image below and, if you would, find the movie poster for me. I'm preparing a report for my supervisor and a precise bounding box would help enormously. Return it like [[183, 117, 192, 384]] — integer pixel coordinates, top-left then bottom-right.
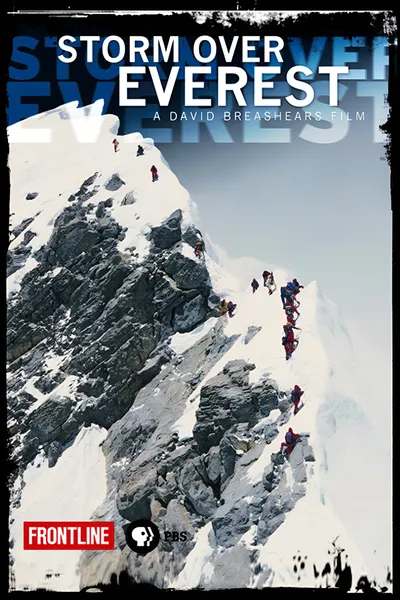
[[7, 5, 394, 593]]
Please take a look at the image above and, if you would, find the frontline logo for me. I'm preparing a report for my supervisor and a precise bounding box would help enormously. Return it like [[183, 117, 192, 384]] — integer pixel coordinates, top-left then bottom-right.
[[23, 521, 114, 550]]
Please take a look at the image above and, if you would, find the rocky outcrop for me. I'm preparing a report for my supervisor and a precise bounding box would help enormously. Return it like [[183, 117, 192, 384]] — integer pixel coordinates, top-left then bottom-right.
[[7, 244, 33, 278], [149, 209, 182, 251], [193, 361, 280, 455], [244, 325, 262, 345], [182, 225, 203, 248], [26, 192, 38, 200], [104, 173, 125, 192], [121, 191, 136, 205], [164, 251, 210, 291], [7, 187, 220, 473], [67, 172, 100, 204], [212, 499, 251, 547], [78, 320, 241, 589], [76, 349, 313, 590], [11, 217, 34, 240]]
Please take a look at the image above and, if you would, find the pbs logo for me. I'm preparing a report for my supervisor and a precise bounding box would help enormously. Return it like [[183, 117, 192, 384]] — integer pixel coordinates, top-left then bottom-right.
[[125, 520, 189, 555], [125, 520, 160, 555]]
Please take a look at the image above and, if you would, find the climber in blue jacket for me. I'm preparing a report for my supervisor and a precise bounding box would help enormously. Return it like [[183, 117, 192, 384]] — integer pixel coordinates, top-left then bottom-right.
[[227, 301, 236, 317], [280, 286, 292, 309]]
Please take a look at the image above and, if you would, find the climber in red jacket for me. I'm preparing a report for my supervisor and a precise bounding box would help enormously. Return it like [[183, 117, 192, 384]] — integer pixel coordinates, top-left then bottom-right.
[[285, 314, 301, 329], [284, 340, 295, 360], [291, 385, 304, 414], [282, 333, 298, 359], [280, 427, 300, 457], [150, 165, 159, 182], [284, 299, 300, 317], [282, 324, 299, 360], [112, 138, 119, 153]]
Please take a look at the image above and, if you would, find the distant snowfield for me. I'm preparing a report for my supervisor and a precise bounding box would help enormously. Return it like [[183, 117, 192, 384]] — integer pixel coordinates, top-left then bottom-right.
[[7, 103, 392, 591], [9, 426, 107, 592]]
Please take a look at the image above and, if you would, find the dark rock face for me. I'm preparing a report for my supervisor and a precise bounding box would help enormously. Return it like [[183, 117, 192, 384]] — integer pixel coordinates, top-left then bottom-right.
[[47, 218, 101, 265], [7, 200, 220, 473], [26, 192, 38, 200], [164, 252, 210, 291], [179, 461, 217, 517], [193, 360, 259, 454], [118, 463, 158, 521], [149, 209, 182, 251], [22, 395, 75, 442], [172, 294, 208, 333], [11, 217, 34, 240], [104, 173, 125, 192], [121, 191, 136, 205], [212, 500, 250, 547], [7, 243, 33, 277], [244, 325, 262, 345], [47, 440, 64, 468], [182, 225, 203, 248], [66, 172, 100, 204], [264, 423, 279, 444], [251, 380, 279, 417], [7, 323, 48, 362]]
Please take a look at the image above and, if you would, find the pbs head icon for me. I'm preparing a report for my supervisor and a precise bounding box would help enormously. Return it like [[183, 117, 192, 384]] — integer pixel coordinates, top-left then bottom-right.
[[125, 520, 160, 555]]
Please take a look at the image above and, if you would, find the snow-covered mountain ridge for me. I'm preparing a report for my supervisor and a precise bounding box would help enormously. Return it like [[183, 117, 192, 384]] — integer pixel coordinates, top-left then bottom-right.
[[7, 103, 392, 592]]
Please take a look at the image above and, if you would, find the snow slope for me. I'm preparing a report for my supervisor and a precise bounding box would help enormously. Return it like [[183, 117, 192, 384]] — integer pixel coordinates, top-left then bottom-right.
[[7, 103, 391, 591], [9, 425, 107, 592]]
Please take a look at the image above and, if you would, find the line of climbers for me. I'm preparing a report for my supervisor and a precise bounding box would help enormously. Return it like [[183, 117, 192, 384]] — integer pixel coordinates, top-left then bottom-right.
[[281, 278, 304, 360], [251, 270, 276, 296]]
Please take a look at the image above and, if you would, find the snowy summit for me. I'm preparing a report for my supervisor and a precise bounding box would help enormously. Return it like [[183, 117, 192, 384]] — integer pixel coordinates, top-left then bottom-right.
[[7, 101, 392, 592]]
